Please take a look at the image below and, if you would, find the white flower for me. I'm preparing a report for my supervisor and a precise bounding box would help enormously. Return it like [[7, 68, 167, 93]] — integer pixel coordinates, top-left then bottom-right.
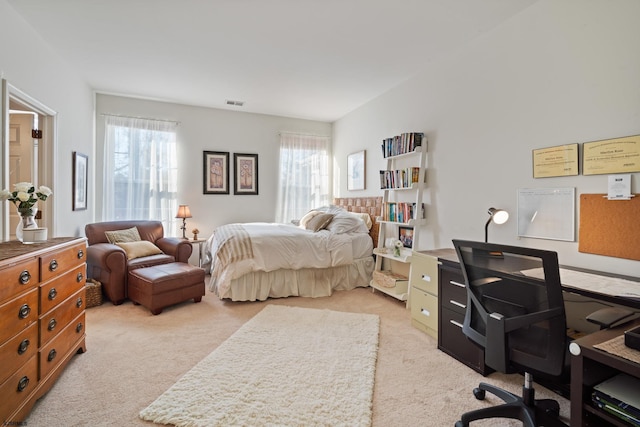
[[394, 240, 403, 248], [17, 191, 31, 202], [38, 185, 53, 197], [14, 182, 33, 193], [0, 189, 10, 201]]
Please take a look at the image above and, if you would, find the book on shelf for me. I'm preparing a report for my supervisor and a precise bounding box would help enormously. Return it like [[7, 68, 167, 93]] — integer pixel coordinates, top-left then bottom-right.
[[381, 132, 425, 158], [591, 374, 640, 426], [382, 202, 425, 223], [379, 167, 421, 189]]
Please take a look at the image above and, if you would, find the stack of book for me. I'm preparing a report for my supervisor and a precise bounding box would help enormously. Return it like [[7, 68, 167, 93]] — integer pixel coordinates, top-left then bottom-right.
[[382, 202, 424, 223], [379, 167, 420, 189], [381, 132, 424, 158], [592, 373, 640, 426]]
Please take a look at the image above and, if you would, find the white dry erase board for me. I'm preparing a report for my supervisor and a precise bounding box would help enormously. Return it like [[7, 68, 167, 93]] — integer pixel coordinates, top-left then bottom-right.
[[517, 188, 575, 241]]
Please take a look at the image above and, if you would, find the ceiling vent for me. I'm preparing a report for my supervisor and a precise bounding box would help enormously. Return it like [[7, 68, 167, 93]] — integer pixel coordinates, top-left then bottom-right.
[[226, 100, 245, 107]]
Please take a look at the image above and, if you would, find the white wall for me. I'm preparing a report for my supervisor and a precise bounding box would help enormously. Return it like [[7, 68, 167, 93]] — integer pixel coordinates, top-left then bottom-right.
[[95, 94, 331, 240], [333, 0, 640, 277], [0, 0, 94, 238]]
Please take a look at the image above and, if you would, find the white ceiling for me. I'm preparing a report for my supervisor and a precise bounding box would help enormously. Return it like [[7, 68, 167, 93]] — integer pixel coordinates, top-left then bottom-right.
[[8, 0, 537, 122]]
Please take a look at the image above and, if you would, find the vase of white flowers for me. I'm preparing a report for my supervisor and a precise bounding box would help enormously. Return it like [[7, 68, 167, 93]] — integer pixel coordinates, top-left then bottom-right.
[[0, 182, 53, 242], [393, 239, 403, 257]]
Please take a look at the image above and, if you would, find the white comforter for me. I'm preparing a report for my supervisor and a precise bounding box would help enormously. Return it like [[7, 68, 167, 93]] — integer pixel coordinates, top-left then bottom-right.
[[204, 222, 361, 297]]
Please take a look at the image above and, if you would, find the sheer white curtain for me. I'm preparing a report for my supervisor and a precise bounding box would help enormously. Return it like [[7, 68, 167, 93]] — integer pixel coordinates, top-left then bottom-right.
[[275, 132, 331, 223], [103, 115, 179, 235]]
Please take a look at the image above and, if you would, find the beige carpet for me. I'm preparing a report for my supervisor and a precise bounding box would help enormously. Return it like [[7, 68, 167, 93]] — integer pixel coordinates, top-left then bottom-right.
[[24, 285, 570, 426], [140, 305, 379, 426]]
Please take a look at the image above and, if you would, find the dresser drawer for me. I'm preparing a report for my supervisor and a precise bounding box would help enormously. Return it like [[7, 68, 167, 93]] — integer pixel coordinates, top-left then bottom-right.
[[0, 323, 38, 386], [39, 241, 86, 283], [39, 288, 86, 346], [410, 287, 438, 334], [0, 258, 39, 303], [438, 307, 489, 375], [0, 288, 39, 344], [39, 264, 86, 314], [40, 312, 85, 379], [440, 267, 467, 314], [409, 252, 438, 294], [0, 354, 38, 421]]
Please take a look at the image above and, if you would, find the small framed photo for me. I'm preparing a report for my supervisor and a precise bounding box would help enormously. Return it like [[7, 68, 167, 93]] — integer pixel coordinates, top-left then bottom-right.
[[203, 151, 230, 194], [347, 150, 366, 191], [398, 226, 414, 248], [234, 153, 258, 195], [72, 151, 88, 211]]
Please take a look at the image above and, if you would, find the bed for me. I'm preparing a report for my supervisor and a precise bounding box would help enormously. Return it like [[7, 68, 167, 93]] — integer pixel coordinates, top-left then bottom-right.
[[203, 197, 382, 301]]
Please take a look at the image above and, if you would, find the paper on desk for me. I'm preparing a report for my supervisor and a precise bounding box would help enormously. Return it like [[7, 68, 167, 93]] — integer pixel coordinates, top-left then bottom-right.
[[521, 267, 640, 299]]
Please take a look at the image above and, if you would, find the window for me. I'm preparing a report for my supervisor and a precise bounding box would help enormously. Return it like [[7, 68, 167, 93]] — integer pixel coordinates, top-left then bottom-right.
[[103, 115, 178, 235], [275, 132, 331, 223]]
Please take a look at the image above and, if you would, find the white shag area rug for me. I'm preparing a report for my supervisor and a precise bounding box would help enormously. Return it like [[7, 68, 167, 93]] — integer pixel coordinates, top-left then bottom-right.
[[139, 305, 380, 427]]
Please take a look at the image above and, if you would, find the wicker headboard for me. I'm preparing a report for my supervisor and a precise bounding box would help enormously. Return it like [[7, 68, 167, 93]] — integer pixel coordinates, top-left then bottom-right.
[[333, 197, 382, 245]]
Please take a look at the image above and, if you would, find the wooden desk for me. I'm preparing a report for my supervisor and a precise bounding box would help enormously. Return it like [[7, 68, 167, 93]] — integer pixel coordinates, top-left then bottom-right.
[[570, 319, 640, 426]]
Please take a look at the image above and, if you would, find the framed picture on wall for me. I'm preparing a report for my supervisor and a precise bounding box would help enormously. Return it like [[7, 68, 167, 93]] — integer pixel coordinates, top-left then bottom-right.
[[233, 153, 258, 195], [347, 150, 366, 190], [72, 151, 88, 211], [203, 151, 230, 194]]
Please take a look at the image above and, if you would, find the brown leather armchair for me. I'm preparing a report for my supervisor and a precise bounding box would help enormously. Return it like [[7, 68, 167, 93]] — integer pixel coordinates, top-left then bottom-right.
[[85, 221, 193, 305]]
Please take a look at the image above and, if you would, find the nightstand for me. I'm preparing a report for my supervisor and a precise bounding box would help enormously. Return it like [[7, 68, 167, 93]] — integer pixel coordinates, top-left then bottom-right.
[[187, 238, 208, 267]]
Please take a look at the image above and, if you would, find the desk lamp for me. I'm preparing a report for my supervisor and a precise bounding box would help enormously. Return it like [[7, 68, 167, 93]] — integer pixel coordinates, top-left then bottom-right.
[[175, 205, 192, 239], [485, 207, 509, 242]]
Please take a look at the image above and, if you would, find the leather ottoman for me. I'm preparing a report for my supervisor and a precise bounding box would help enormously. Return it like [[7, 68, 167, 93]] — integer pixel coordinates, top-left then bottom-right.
[[128, 262, 205, 315]]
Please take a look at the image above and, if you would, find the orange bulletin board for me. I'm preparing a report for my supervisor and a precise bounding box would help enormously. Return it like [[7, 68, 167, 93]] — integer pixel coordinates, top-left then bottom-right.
[[579, 194, 640, 261]]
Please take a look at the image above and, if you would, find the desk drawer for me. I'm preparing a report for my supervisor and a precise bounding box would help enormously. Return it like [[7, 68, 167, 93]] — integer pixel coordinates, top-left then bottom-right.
[[438, 307, 490, 375], [409, 253, 438, 294], [410, 287, 438, 333], [440, 267, 467, 315]]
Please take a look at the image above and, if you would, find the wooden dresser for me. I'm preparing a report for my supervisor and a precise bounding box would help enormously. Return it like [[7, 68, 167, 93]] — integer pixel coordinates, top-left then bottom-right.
[[0, 237, 87, 424]]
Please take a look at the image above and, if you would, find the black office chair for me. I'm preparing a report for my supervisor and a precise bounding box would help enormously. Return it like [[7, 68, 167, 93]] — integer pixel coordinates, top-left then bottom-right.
[[452, 239, 569, 427]]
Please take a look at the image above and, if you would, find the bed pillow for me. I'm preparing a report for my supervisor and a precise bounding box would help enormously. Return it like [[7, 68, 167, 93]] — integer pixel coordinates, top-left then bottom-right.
[[305, 213, 334, 232], [116, 241, 163, 260], [298, 210, 323, 229], [105, 226, 141, 244], [346, 211, 373, 230], [325, 212, 369, 234]]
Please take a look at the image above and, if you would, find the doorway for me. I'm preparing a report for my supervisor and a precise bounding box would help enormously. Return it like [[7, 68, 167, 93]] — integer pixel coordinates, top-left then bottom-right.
[[1, 79, 56, 240]]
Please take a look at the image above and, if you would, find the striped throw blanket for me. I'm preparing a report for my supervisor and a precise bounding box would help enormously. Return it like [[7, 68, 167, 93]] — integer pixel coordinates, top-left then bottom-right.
[[214, 224, 254, 267]]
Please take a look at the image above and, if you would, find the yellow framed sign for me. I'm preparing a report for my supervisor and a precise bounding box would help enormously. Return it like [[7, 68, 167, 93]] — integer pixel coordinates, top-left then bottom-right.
[[532, 143, 579, 178], [583, 135, 640, 175]]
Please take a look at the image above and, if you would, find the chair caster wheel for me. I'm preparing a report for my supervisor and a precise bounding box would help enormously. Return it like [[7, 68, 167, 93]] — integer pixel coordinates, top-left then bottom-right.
[[455, 421, 464, 427], [473, 387, 486, 400]]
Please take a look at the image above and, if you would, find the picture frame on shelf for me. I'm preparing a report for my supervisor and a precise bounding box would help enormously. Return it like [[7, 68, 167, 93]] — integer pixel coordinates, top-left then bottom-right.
[[233, 153, 258, 195], [347, 150, 366, 190], [72, 151, 88, 211], [398, 226, 414, 248], [203, 151, 230, 194]]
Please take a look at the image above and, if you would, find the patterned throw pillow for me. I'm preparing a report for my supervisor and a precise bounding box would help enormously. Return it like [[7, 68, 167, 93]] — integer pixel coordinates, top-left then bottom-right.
[[104, 226, 141, 244]]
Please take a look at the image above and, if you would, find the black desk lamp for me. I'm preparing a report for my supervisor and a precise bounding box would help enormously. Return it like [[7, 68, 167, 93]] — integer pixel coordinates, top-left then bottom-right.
[[485, 207, 509, 242], [175, 205, 192, 239]]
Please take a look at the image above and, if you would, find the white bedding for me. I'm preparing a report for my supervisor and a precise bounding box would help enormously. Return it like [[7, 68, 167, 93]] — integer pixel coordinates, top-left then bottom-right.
[[204, 222, 374, 299]]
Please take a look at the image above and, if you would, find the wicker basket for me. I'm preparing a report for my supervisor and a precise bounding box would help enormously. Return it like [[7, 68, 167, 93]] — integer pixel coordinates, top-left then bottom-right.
[[85, 278, 103, 308]]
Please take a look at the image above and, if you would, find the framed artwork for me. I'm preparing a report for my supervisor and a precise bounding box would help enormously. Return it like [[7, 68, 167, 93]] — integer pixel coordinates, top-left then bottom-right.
[[398, 226, 414, 248], [532, 143, 579, 178], [203, 151, 230, 194], [234, 153, 258, 195], [72, 151, 88, 211], [347, 150, 366, 190]]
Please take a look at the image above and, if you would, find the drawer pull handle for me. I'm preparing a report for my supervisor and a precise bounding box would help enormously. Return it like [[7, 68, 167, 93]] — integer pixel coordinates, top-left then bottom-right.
[[77, 297, 83, 308], [76, 322, 84, 333], [49, 259, 58, 271], [77, 272, 84, 283], [450, 300, 466, 309], [48, 318, 57, 331], [450, 320, 463, 329], [48, 288, 58, 300], [421, 274, 431, 282], [18, 339, 30, 355], [450, 280, 466, 288], [77, 249, 84, 259], [48, 349, 57, 362], [17, 376, 30, 392], [18, 304, 31, 319], [420, 308, 431, 317], [19, 270, 31, 284]]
